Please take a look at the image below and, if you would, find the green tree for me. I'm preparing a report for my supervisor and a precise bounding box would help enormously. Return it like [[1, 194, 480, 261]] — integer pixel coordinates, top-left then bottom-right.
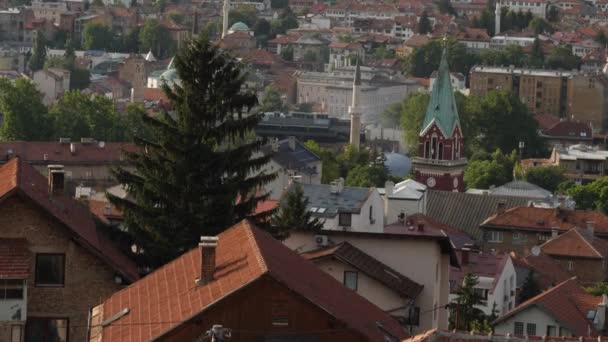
[[529, 18, 552, 35], [399, 92, 429, 155], [271, 183, 323, 239], [82, 24, 114, 50], [139, 19, 172, 58], [529, 38, 544, 68], [597, 31, 608, 46], [259, 85, 284, 112], [122, 27, 141, 53], [345, 164, 389, 187], [280, 45, 294, 61], [270, 8, 298, 36], [29, 30, 46, 72], [524, 165, 565, 192], [50, 91, 126, 141], [373, 46, 395, 59], [303, 50, 318, 62], [154, 0, 167, 13], [229, 5, 258, 28], [44, 56, 67, 69], [254, 18, 271, 44], [547, 5, 559, 22], [464, 149, 517, 189], [108, 38, 276, 267], [519, 270, 541, 303], [449, 273, 486, 331], [566, 177, 608, 213], [0, 78, 50, 141], [545, 45, 580, 70], [406, 38, 478, 77], [304, 140, 340, 183], [64, 38, 76, 69], [438, 0, 456, 15], [585, 282, 608, 296], [271, 0, 288, 8], [121, 103, 153, 142], [417, 11, 432, 34]]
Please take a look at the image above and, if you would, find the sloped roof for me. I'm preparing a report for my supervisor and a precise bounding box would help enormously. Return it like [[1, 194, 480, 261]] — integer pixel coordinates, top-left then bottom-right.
[[490, 180, 552, 200], [426, 191, 530, 239], [514, 253, 572, 289], [420, 47, 460, 137], [299, 183, 372, 218], [542, 120, 593, 140], [385, 213, 474, 250], [493, 277, 601, 336], [0, 238, 30, 279], [451, 252, 510, 294], [541, 228, 608, 259], [0, 158, 138, 281], [302, 241, 424, 299], [481, 207, 608, 235], [0, 141, 137, 164], [93, 220, 406, 342], [260, 138, 320, 175]]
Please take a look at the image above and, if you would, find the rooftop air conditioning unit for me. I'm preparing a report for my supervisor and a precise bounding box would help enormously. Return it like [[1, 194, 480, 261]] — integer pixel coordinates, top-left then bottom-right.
[[314, 235, 329, 247]]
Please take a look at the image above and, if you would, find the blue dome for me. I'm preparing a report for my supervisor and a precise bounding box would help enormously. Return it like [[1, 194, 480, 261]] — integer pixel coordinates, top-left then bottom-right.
[[230, 21, 250, 31], [160, 68, 178, 83], [384, 152, 411, 178]]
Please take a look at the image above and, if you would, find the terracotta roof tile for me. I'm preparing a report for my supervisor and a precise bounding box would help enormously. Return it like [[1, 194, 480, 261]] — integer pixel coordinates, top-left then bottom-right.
[[95, 220, 406, 341], [0, 158, 138, 281], [493, 277, 601, 336], [543, 120, 592, 140], [541, 228, 608, 258], [482, 207, 608, 235], [535, 113, 561, 130], [302, 241, 424, 299], [0, 238, 30, 279], [0, 141, 137, 164], [515, 253, 572, 289], [88, 200, 123, 224], [451, 252, 510, 294]]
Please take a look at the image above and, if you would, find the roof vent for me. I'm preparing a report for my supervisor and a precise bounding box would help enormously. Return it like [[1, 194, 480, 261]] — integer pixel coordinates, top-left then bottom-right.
[[59, 137, 71, 144]]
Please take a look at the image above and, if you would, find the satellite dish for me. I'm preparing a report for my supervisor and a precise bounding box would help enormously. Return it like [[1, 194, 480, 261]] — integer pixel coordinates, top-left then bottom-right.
[[531, 245, 541, 256]]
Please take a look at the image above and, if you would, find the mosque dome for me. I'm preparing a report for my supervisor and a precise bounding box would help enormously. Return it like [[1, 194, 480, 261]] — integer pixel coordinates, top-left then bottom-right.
[[230, 21, 250, 31], [160, 68, 178, 86], [384, 152, 411, 178]]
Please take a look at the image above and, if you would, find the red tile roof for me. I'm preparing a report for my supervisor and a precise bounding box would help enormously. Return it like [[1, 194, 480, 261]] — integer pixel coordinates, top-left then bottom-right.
[[302, 241, 424, 299], [542, 120, 593, 140], [88, 200, 123, 225], [94, 220, 406, 342], [451, 252, 510, 294], [0, 238, 30, 279], [0, 141, 137, 165], [0, 158, 138, 281], [481, 207, 608, 235], [534, 113, 561, 130], [513, 253, 572, 289], [143, 88, 169, 102], [493, 277, 601, 336], [242, 49, 283, 66], [541, 228, 608, 259], [385, 213, 474, 250]]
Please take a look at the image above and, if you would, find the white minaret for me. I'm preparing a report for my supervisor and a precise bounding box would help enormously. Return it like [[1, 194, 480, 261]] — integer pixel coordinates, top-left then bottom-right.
[[349, 60, 362, 149], [222, 0, 229, 38], [495, 0, 501, 36]]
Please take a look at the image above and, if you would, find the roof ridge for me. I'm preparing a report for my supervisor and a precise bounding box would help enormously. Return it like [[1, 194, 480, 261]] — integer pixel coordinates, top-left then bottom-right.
[[243, 219, 269, 273], [574, 228, 604, 258]]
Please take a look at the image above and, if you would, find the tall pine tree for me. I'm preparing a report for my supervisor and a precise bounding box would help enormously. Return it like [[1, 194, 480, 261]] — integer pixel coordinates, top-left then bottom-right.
[[271, 183, 323, 239], [109, 38, 276, 267], [29, 30, 46, 73]]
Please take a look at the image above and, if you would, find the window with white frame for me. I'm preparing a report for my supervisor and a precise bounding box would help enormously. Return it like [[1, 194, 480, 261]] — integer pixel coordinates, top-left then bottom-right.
[[485, 230, 503, 243]]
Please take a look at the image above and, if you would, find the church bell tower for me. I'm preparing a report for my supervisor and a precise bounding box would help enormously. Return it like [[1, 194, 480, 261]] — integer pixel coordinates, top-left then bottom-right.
[[411, 46, 467, 192]]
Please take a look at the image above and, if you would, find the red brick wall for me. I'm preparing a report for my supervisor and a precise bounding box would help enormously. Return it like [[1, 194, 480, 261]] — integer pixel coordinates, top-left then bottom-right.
[[549, 255, 606, 284], [0, 195, 125, 342], [164, 276, 368, 342]]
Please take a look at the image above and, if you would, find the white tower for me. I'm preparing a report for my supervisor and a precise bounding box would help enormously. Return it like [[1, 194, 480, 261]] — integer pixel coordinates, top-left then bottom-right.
[[349, 60, 362, 148], [495, 0, 501, 36], [222, 0, 229, 38]]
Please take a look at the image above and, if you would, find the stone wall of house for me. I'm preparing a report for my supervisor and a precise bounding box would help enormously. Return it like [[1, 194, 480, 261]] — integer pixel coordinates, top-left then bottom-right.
[[0, 196, 126, 342]]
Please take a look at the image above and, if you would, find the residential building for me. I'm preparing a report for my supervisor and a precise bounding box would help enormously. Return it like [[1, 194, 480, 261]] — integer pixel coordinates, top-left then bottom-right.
[[493, 278, 605, 336], [522, 145, 608, 184], [474, 180, 553, 202], [379, 179, 427, 225], [32, 68, 70, 105], [324, 3, 401, 27], [284, 216, 460, 334], [0, 8, 25, 42], [162, 20, 191, 50], [218, 30, 256, 56], [296, 66, 421, 123], [31, 0, 68, 23], [0, 45, 25, 72], [538, 120, 593, 149], [412, 48, 467, 192], [405, 326, 606, 342], [455, 27, 490, 51], [302, 241, 425, 328], [500, 0, 547, 18], [290, 36, 327, 63], [480, 206, 608, 255], [88, 220, 406, 342], [0, 140, 137, 190], [567, 73, 608, 133], [258, 137, 322, 200], [489, 36, 535, 49], [450, 250, 517, 316], [297, 180, 385, 232], [429, 71, 466, 92], [328, 41, 365, 69], [512, 253, 572, 292], [425, 190, 531, 239], [0, 158, 138, 342], [540, 227, 608, 284]]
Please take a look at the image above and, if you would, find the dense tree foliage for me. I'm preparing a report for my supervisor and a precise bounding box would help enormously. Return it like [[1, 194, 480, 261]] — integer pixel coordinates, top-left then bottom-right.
[[139, 19, 172, 58], [405, 38, 477, 77], [304, 141, 341, 183], [524, 166, 565, 192], [0, 78, 50, 141], [271, 183, 323, 239], [82, 24, 114, 50], [29, 30, 46, 72], [585, 282, 608, 296], [397, 93, 429, 155], [108, 38, 276, 267], [449, 273, 487, 331], [519, 270, 541, 303], [417, 11, 432, 34], [464, 149, 517, 189], [259, 85, 284, 113], [564, 178, 608, 214]]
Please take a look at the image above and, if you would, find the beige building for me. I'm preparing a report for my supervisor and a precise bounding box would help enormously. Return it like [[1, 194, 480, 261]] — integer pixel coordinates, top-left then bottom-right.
[[567, 73, 608, 132], [297, 66, 422, 123], [118, 54, 149, 102], [522, 145, 608, 184], [283, 218, 458, 334], [32, 68, 70, 105], [31, 0, 68, 23]]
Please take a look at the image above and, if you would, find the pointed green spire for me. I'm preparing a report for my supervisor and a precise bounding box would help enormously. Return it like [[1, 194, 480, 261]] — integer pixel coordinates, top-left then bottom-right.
[[420, 45, 461, 137]]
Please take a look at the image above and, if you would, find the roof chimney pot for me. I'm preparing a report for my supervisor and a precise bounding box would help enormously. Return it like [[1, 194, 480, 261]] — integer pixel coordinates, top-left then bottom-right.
[[197, 236, 219, 285]]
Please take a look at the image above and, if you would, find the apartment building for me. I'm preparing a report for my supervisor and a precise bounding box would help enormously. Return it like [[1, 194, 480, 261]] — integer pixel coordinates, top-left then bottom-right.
[[0, 8, 25, 42], [31, 0, 68, 23], [500, 0, 547, 18]]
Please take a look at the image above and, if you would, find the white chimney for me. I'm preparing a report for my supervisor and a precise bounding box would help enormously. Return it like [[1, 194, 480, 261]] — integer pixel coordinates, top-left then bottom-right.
[[271, 138, 279, 152], [288, 136, 296, 151], [385, 181, 394, 197], [330, 180, 339, 194], [70, 142, 76, 154], [551, 227, 559, 238], [594, 295, 608, 331], [587, 221, 595, 237], [337, 177, 344, 194]]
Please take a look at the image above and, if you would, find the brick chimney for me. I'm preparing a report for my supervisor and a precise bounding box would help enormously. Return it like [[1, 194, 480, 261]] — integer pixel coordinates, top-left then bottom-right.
[[197, 236, 219, 285], [47, 165, 65, 196], [417, 222, 424, 232], [461, 247, 470, 266]]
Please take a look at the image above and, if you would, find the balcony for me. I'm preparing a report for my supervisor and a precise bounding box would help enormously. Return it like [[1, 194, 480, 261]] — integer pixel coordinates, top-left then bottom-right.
[[411, 157, 468, 167]]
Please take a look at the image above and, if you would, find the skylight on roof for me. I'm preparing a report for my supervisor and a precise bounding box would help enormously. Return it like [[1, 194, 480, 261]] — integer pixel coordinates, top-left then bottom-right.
[[310, 207, 318, 213], [318, 207, 326, 213]]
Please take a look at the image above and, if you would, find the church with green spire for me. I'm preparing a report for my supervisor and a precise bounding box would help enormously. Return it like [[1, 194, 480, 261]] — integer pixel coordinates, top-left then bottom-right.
[[411, 46, 467, 192]]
